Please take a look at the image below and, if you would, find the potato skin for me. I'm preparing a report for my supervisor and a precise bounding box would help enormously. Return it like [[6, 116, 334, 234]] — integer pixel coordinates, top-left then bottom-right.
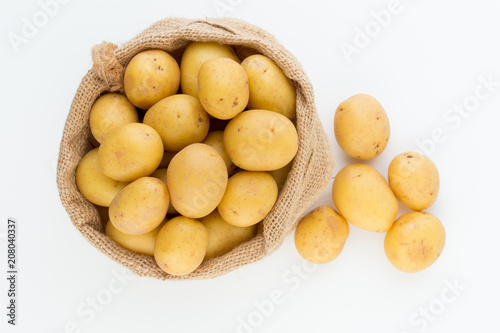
[[384, 211, 445, 273], [143, 94, 210, 151], [76, 148, 128, 207], [89, 93, 138, 144], [149, 168, 177, 215], [223, 109, 298, 171], [154, 216, 208, 276], [294, 206, 349, 264], [241, 55, 296, 120], [200, 210, 257, 259], [98, 123, 164, 182], [180, 42, 240, 99], [332, 164, 398, 232], [388, 152, 440, 211], [198, 58, 249, 120], [334, 94, 390, 160], [106, 218, 166, 256], [202, 131, 233, 173], [109, 177, 169, 235], [124, 49, 180, 109], [167, 143, 228, 219], [268, 161, 293, 191], [218, 171, 278, 227]]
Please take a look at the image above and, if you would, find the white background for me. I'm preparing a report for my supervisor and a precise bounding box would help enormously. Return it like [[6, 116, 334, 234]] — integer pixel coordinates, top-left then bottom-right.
[[1, 0, 499, 332]]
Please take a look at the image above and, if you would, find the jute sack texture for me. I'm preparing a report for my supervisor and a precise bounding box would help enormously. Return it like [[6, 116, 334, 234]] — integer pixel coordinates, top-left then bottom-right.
[[57, 17, 334, 280]]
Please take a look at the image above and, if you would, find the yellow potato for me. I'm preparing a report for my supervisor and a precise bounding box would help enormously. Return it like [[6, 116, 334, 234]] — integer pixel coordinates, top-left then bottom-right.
[[384, 211, 445, 273], [98, 123, 163, 182], [150, 168, 177, 215], [268, 161, 293, 191], [218, 171, 278, 227], [332, 164, 398, 232], [294, 206, 349, 264], [198, 58, 249, 120], [234, 46, 260, 60], [109, 177, 169, 235], [223, 109, 298, 171], [202, 131, 233, 173], [388, 152, 440, 211], [89, 93, 138, 143], [76, 148, 128, 206], [124, 49, 180, 109], [334, 94, 390, 160], [200, 210, 257, 259], [106, 218, 166, 256], [143, 94, 210, 151], [154, 216, 208, 276], [158, 151, 177, 169], [167, 143, 228, 218], [180, 42, 240, 99], [241, 54, 296, 120]]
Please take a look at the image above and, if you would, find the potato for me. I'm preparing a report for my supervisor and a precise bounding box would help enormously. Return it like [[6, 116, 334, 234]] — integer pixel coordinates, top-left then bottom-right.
[[143, 94, 210, 151], [150, 168, 177, 215], [109, 177, 169, 235], [89, 93, 138, 143], [218, 171, 278, 227], [223, 109, 298, 171], [180, 42, 240, 99], [124, 49, 180, 109], [95, 205, 109, 227], [200, 210, 257, 258], [234, 46, 260, 60], [294, 206, 349, 264], [98, 123, 163, 182], [76, 148, 128, 206], [167, 143, 228, 218], [158, 151, 177, 169], [198, 58, 249, 120], [388, 152, 440, 211], [384, 211, 445, 273], [332, 164, 398, 232], [202, 131, 233, 173], [154, 216, 208, 276], [241, 55, 296, 120], [334, 94, 390, 160], [106, 218, 166, 256], [268, 161, 293, 191]]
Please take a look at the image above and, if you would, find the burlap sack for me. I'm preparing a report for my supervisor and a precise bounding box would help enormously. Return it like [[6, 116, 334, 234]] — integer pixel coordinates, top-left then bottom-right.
[[57, 17, 334, 280]]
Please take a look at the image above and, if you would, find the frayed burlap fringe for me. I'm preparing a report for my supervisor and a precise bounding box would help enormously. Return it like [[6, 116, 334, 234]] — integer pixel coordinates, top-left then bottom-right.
[[57, 18, 334, 280]]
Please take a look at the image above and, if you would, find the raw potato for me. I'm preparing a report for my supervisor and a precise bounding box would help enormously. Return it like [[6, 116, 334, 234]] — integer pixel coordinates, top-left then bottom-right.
[[218, 171, 278, 227], [334, 93, 390, 160], [294, 206, 349, 264], [89, 93, 138, 143], [202, 131, 233, 173], [223, 109, 298, 171], [384, 211, 445, 273], [167, 143, 228, 219], [76, 148, 128, 207], [150, 168, 177, 215], [154, 216, 208, 276], [124, 49, 180, 109], [180, 42, 240, 99], [332, 164, 398, 232], [98, 123, 163, 182], [106, 218, 166, 256], [388, 152, 440, 211], [198, 58, 249, 120], [269, 161, 293, 191], [144, 94, 210, 151], [200, 210, 257, 258], [109, 177, 169, 235], [242, 55, 296, 120], [158, 151, 177, 169]]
